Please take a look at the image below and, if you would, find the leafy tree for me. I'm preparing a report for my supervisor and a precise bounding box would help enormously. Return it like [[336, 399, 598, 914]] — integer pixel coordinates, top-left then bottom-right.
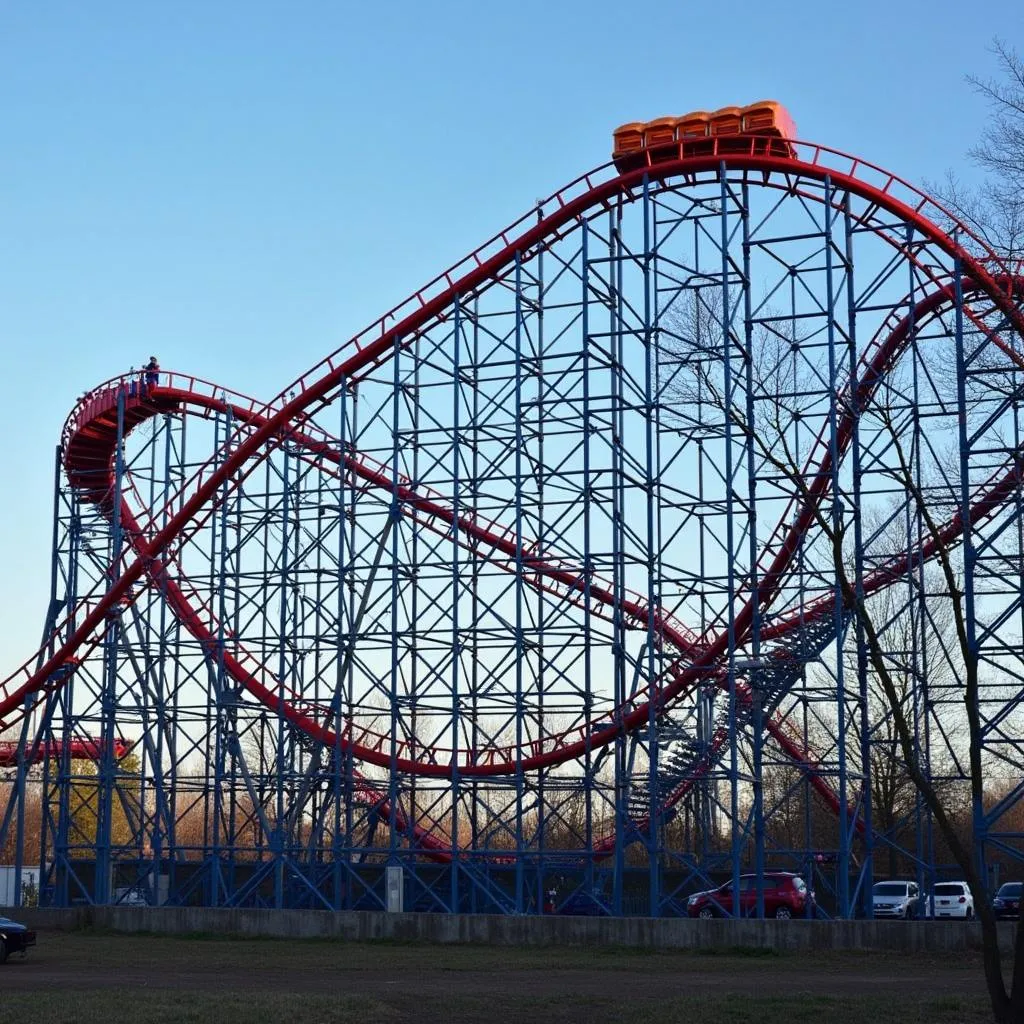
[[66, 750, 142, 850]]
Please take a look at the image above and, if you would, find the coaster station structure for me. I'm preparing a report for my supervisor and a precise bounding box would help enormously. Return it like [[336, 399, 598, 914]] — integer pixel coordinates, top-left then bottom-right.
[[2, 107, 1024, 917]]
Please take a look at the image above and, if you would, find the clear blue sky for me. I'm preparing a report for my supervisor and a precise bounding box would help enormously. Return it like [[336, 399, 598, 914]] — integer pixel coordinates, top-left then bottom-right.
[[0, 0, 1014, 676]]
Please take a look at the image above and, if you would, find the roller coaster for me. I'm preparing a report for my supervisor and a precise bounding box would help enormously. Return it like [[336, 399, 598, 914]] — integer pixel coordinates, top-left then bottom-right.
[[2, 104, 1024, 917]]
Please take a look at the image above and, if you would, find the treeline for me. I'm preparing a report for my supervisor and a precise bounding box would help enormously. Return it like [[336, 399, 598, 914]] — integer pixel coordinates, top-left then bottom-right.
[[3, 763, 1020, 880]]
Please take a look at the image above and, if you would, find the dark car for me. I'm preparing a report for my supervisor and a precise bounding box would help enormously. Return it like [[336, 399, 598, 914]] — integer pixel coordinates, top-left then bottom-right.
[[687, 872, 813, 920], [992, 882, 1022, 921], [556, 890, 610, 917], [0, 916, 36, 964]]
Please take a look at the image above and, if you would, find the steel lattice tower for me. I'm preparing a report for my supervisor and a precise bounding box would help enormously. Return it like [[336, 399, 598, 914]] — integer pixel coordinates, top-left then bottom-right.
[[2, 129, 1024, 918]]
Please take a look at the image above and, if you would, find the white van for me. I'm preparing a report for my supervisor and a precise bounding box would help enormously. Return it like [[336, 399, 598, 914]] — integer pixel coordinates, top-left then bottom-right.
[[926, 881, 974, 919]]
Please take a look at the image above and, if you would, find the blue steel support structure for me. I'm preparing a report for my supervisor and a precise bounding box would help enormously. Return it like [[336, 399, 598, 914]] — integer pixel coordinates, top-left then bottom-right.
[[1, 144, 1023, 918]]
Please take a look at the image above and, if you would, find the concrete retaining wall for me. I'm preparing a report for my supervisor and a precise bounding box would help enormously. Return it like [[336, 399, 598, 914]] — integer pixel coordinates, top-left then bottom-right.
[[2, 906, 1016, 954]]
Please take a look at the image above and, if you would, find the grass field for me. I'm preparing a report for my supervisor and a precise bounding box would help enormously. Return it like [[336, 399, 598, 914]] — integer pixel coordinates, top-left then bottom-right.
[[0, 930, 998, 1023]]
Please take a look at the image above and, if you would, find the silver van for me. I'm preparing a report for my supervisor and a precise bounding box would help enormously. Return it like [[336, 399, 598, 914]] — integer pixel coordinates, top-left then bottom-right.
[[872, 880, 921, 919]]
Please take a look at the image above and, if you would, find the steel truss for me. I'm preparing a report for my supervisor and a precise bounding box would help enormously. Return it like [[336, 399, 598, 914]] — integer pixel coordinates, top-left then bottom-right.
[[2, 143, 1024, 917]]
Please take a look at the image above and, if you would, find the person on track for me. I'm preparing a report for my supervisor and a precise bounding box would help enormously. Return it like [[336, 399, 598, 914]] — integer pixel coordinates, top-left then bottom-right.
[[144, 356, 160, 392]]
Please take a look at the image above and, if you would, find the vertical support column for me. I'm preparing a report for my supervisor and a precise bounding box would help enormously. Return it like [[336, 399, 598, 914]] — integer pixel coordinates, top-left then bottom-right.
[[719, 166, 741, 917], [332, 377, 349, 909], [950, 249, 984, 885], [161, 402, 184, 903], [640, 174, 661, 916], [388, 332, 403, 878], [344, 382, 361, 896], [450, 295, 463, 912], [845, 203, 873, 919], [95, 385, 128, 904], [787, 268, 814, 893], [696, 442, 715, 860], [513, 250, 526, 913], [469, 297, 482, 905], [213, 400, 237, 902], [203, 406, 223, 904], [740, 182, 765, 918], [53, 475, 84, 905], [905, 223, 928, 907], [208, 405, 229, 904], [581, 221, 596, 898], [823, 175, 851, 919], [273, 437, 293, 909], [610, 198, 628, 917], [533, 209, 547, 914], [408, 334, 422, 883], [338, 379, 362, 903]]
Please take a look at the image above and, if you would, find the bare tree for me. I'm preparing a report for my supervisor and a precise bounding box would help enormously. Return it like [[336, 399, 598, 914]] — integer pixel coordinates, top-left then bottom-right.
[[822, 507, 967, 876], [932, 39, 1024, 264], [661, 270, 1024, 1019]]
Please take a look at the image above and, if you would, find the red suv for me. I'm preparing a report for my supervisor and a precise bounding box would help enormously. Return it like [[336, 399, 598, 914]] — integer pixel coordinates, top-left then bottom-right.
[[687, 872, 813, 919]]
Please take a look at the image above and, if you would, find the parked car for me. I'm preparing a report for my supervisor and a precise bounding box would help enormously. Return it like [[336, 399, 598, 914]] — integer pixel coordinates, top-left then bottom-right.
[[0, 916, 36, 964], [872, 880, 921, 919], [925, 881, 974, 919], [992, 882, 1022, 921], [687, 872, 813, 919], [113, 885, 150, 907], [556, 888, 610, 916]]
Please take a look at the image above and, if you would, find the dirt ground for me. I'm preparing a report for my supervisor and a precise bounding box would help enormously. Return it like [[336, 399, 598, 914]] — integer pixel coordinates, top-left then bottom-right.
[[0, 930, 1000, 1023]]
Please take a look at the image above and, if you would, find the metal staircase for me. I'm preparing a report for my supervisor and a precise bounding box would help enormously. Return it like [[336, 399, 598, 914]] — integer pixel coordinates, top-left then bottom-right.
[[628, 612, 851, 820]]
